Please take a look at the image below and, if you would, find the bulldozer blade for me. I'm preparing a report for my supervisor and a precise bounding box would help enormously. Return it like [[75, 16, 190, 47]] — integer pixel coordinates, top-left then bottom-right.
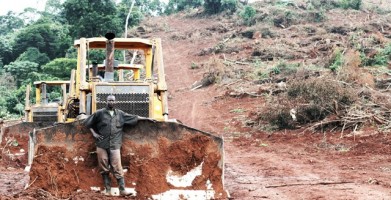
[[1, 122, 42, 143], [0, 122, 52, 168], [27, 120, 227, 199]]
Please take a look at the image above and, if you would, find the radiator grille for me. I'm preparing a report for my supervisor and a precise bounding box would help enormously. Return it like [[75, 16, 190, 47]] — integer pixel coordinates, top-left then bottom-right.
[[95, 85, 150, 117], [32, 111, 58, 123]]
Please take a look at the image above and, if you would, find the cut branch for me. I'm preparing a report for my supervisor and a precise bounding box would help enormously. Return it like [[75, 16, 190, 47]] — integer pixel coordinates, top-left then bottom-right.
[[25, 176, 38, 189], [265, 181, 353, 188], [73, 169, 80, 184]]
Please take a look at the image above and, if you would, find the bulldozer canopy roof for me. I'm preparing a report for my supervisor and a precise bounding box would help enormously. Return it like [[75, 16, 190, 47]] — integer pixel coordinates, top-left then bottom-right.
[[74, 37, 154, 49], [87, 64, 143, 70], [33, 80, 70, 86]]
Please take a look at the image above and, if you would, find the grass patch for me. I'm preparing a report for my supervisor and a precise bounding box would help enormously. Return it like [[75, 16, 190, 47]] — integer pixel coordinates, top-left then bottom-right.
[[230, 108, 246, 113]]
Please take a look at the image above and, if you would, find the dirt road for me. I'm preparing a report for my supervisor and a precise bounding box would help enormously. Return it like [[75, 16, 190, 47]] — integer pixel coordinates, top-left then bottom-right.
[[225, 132, 391, 199], [158, 14, 391, 200]]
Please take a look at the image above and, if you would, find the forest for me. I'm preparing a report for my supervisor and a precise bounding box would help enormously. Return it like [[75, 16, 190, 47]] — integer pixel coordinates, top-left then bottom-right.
[[0, 0, 239, 118]]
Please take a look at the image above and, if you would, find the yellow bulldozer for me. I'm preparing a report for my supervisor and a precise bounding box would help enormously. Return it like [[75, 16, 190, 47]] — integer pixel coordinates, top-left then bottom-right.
[[0, 34, 226, 199]]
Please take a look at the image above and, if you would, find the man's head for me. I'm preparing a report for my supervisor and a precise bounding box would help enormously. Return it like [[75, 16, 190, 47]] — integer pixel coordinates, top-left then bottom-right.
[[106, 95, 116, 109]]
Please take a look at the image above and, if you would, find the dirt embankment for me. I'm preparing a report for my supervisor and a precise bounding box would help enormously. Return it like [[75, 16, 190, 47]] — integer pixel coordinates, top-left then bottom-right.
[[22, 122, 226, 199]]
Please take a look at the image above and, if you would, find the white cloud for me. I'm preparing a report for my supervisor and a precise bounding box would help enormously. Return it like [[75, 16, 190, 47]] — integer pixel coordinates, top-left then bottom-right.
[[0, 0, 47, 15]]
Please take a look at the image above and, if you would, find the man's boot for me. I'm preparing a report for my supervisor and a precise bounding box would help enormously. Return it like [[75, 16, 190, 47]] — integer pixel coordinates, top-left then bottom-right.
[[102, 174, 111, 196], [117, 177, 132, 196]]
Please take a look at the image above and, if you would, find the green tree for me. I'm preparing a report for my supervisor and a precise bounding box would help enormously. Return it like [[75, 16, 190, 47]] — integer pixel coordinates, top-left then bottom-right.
[[42, 58, 77, 79], [204, 0, 222, 14], [14, 103, 24, 116], [164, 0, 177, 15], [27, 71, 61, 83], [8, 85, 29, 116], [0, 36, 14, 67], [0, 73, 32, 117], [0, 71, 17, 118], [63, 0, 122, 38], [165, 0, 203, 14], [19, 7, 41, 25], [134, 0, 165, 15], [12, 19, 71, 60], [42, 0, 66, 23], [222, 0, 238, 13], [203, 0, 238, 14], [4, 61, 40, 87], [16, 47, 50, 66], [117, 0, 144, 28], [4, 93, 19, 117], [0, 11, 24, 36]]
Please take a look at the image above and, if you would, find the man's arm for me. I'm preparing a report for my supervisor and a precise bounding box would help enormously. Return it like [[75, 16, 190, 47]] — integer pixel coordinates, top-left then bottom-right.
[[83, 113, 96, 128], [90, 128, 104, 141], [120, 111, 156, 125], [83, 112, 103, 140], [137, 116, 157, 122]]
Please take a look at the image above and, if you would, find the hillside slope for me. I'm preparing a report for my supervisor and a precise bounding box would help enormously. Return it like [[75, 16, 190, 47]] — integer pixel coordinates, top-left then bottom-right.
[[137, 2, 391, 199]]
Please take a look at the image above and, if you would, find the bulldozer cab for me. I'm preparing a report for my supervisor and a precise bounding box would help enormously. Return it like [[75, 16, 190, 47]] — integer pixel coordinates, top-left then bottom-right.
[[67, 36, 167, 122], [25, 81, 69, 123], [87, 63, 144, 82]]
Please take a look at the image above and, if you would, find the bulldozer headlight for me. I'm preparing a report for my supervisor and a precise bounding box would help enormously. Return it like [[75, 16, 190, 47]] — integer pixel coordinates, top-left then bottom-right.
[[155, 104, 161, 111]]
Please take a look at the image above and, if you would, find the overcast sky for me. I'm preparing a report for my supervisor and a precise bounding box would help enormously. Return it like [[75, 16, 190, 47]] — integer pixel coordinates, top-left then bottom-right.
[[0, 0, 256, 16], [0, 0, 47, 15]]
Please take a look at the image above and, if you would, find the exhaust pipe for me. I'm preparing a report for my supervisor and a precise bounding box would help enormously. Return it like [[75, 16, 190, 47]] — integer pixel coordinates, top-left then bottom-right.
[[104, 32, 115, 81], [92, 61, 98, 77], [41, 83, 48, 105]]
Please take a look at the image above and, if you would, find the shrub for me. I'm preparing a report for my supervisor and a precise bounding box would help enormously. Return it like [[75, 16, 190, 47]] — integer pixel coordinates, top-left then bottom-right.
[[290, 80, 354, 121], [271, 66, 281, 75], [272, 62, 299, 76], [204, 0, 223, 14], [329, 49, 344, 71], [296, 104, 327, 124], [339, 0, 362, 10], [307, 0, 340, 10], [240, 5, 256, 26], [363, 43, 391, 66], [261, 76, 356, 129], [287, 77, 356, 109], [261, 99, 296, 129], [204, 58, 230, 83], [270, 8, 298, 28], [274, 0, 296, 7], [260, 28, 274, 38], [190, 62, 199, 69], [338, 50, 375, 87], [222, 0, 238, 13], [308, 10, 327, 22]]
